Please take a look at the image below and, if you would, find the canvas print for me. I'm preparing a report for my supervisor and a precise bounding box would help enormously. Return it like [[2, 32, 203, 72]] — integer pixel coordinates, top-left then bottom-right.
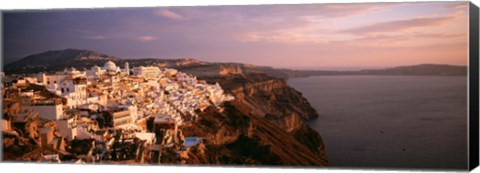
[[1, 1, 476, 171]]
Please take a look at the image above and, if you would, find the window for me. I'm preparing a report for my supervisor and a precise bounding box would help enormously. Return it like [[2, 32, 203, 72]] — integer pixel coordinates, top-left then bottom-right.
[[67, 88, 70, 92]]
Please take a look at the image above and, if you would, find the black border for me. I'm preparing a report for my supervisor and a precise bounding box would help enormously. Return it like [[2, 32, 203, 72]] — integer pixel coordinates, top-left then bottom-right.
[[0, 11, 4, 163], [469, 1, 479, 171]]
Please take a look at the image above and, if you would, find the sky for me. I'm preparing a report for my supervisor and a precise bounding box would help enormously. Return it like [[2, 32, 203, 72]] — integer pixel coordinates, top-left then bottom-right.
[[2, 1, 469, 69]]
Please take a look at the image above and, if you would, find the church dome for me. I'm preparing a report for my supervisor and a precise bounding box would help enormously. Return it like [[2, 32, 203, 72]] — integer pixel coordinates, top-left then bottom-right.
[[103, 60, 117, 71]]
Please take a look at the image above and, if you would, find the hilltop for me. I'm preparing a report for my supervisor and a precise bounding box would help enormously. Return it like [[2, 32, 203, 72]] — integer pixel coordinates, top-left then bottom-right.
[[4, 49, 467, 77], [4, 49, 118, 73]]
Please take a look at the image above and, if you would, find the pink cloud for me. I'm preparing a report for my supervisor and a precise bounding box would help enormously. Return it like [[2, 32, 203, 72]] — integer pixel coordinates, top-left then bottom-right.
[[138, 35, 156, 42], [239, 30, 330, 44], [85, 35, 108, 40], [342, 16, 456, 35], [155, 9, 185, 20], [340, 32, 466, 48], [446, 2, 469, 9], [317, 3, 398, 17]]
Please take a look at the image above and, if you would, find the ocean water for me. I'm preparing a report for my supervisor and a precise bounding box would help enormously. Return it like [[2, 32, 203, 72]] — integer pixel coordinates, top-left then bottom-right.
[[288, 76, 468, 170]]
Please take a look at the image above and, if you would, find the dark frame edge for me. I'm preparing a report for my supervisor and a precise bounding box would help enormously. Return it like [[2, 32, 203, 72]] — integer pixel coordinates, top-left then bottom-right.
[[0, 11, 4, 163], [469, 1, 480, 171]]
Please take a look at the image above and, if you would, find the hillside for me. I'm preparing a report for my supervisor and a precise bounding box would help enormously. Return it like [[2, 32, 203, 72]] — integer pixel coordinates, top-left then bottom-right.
[[4, 49, 206, 74], [4, 49, 119, 74], [357, 64, 467, 76], [5, 49, 467, 77]]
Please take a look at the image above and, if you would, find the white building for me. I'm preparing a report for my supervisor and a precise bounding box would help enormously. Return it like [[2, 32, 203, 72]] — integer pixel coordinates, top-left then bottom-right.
[[86, 65, 106, 77], [26, 99, 64, 120], [119, 104, 139, 122], [107, 105, 138, 129], [57, 119, 74, 140], [208, 82, 226, 106], [134, 132, 156, 144], [59, 78, 88, 108], [42, 74, 66, 90], [59, 67, 85, 78], [134, 66, 161, 79], [124, 62, 130, 75], [103, 60, 121, 73]]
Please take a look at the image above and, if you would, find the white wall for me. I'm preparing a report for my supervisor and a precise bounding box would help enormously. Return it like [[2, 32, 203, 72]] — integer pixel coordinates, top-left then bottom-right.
[[1, 119, 11, 131], [57, 120, 72, 140], [26, 104, 63, 120], [134, 132, 156, 144], [45, 74, 67, 90], [72, 127, 98, 140]]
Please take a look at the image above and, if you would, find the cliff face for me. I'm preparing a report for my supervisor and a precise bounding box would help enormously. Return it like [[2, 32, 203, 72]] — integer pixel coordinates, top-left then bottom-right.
[[194, 64, 318, 122], [219, 65, 244, 77], [190, 73, 327, 166], [185, 65, 320, 131], [180, 104, 327, 166], [203, 73, 319, 133]]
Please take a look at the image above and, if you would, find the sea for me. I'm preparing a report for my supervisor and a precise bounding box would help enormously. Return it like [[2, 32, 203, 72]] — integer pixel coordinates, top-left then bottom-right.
[[288, 75, 468, 170]]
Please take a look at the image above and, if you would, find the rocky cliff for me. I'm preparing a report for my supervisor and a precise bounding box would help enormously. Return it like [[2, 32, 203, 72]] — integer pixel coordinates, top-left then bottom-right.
[[201, 73, 319, 132], [179, 103, 327, 166], [219, 64, 245, 77], [182, 72, 328, 166]]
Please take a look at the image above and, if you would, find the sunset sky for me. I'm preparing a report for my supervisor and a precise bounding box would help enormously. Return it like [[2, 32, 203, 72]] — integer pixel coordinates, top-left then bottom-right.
[[3, 1, 469, 69]]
